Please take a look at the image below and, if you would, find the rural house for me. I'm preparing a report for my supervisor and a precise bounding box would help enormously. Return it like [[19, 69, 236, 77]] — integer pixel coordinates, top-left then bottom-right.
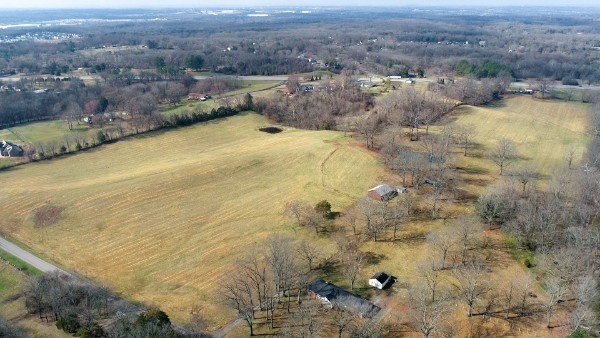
[[368, 184, 405, 202], [0, 140, 24, 157], [307, 279, 380, 318], [368, 272, 393, 290], [188, 93, 208, 101]]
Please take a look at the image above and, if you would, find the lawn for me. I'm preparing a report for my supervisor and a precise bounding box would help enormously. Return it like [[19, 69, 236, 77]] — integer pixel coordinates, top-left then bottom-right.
[[3, 120, 96, 145], [0, 113, 385, 329]]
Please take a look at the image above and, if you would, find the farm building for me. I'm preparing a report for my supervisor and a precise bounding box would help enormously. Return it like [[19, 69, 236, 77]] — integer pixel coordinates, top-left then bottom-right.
[[307, 279, 380, 318], [0, 140, 23, 157], [367, 184, 406, 202], [369, 272, 393, 290]]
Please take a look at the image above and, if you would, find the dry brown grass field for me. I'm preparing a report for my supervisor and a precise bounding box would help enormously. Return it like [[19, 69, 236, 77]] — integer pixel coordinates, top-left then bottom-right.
[[0, 113, 385, 329], [0, 95, 590, 336]]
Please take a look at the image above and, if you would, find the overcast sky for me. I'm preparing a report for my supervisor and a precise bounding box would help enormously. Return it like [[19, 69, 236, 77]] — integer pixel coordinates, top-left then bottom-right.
[[0, 0, 598, 9]]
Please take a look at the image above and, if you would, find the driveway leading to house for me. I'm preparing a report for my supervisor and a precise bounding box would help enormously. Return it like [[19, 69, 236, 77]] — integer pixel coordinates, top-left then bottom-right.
[[0, 236, 68, 275]]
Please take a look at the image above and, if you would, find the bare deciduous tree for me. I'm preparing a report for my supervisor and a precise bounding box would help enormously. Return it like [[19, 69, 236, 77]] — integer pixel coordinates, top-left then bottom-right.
[[343, 250, 364, 291], [408, 282, 449, 338], [426, 227, 457, 270], [489, 137, 517, 175], [511, 165, 537, 196], [455, 123, 477, 156], [453, 263, 489, 317], [297, 240, 320, 271]]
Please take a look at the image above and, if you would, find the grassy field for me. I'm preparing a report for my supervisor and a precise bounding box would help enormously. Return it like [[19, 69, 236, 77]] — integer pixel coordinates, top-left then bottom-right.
[[0, 95, 587, 336], [1, 120, 95, 145], [0, 113, 385, 329], [448, 95, 590, 194]]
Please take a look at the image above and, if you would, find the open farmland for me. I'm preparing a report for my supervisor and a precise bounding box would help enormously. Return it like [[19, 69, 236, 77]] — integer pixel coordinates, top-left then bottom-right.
[[449, 95, 590, 194], [0, 113, 385, 329]]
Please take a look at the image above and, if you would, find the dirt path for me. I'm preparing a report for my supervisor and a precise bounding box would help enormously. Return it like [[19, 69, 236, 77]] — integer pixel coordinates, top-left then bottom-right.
[[210, 317, 244, 338]]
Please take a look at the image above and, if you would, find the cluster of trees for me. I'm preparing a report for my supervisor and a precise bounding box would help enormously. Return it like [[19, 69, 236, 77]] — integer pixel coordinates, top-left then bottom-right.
[[399, 216, 543, 337], [23, 272, 112, 337], [475, 167, 600, 331], [223, 233, 382, 337], [454, 59, 513, 79], [436, 76, 512, 106], [255, 73, 374, 130], [471, 105, 600, 333], [21, 272, 205, 337]]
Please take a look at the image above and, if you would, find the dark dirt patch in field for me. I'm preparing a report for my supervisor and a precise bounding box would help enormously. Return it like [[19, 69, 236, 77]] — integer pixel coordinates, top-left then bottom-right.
[[34, 204, 65, 228], [259, 127, 283, 134]]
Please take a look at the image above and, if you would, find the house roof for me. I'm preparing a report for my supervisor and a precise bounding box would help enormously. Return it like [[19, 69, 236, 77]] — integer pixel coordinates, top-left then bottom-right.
[[370, 272, 390, 284], [307, 279, 380, 317], [1, 140, 22, 151], [368, 184, 395, 197]]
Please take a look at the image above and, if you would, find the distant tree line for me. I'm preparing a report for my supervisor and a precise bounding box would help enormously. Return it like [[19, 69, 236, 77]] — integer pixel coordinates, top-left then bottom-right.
[[1, 9, 600, 82]]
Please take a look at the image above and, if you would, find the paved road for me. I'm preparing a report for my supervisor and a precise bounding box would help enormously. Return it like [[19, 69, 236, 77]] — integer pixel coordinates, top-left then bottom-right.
[[0, 236, 68, 275]]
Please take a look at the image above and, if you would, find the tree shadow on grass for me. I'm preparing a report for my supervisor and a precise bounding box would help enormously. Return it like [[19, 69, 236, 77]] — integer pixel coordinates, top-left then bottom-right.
[[364, 252, 386, 266]]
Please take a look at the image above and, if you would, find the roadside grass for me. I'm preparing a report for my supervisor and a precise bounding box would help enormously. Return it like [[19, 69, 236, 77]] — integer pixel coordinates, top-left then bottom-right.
[[0, 113, 385, 329], [0, 251, 42, 276], [0, 159, 16, 169]]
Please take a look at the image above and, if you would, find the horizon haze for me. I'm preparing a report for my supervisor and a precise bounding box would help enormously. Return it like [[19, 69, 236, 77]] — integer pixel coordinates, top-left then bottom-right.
[[0, 0, 599, 9]]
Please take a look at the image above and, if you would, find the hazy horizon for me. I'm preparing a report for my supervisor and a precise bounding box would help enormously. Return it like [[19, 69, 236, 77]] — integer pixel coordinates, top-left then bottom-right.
[[0, 1, 599, 9]]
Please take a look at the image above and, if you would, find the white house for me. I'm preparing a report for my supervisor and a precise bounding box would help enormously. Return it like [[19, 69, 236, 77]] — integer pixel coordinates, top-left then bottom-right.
[[369, 272, 392, 290]]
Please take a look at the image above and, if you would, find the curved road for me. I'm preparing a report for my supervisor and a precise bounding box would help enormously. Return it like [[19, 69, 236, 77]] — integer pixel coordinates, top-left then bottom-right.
[[0, 236, 69, 276]]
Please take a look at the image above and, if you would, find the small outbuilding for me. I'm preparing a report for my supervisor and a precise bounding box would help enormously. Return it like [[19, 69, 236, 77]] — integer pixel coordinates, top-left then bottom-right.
[[368, 184, 406, 202], [0, 140, 24, 157], [369, 272, 393, 290], [307, 279, 380, 318]]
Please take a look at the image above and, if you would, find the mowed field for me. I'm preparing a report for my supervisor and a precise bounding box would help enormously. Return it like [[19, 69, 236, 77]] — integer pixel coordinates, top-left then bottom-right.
[[449, 95, 590, 193], [0, 113, 385, 328]]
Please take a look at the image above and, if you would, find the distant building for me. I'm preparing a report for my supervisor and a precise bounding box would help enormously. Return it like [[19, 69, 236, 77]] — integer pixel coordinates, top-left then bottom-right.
[[188, 93, 208, 101], [0, 140, 24, 157], [307, 279, 380, 318]]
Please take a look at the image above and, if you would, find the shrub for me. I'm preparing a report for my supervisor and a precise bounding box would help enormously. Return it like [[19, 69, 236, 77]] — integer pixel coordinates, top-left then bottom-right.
[[56, 313, 81, 334], [315, 200, 333, 219]]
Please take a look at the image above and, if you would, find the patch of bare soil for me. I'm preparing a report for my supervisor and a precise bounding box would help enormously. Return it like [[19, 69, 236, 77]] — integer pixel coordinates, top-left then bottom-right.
[[33, 204, 65, 228]]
